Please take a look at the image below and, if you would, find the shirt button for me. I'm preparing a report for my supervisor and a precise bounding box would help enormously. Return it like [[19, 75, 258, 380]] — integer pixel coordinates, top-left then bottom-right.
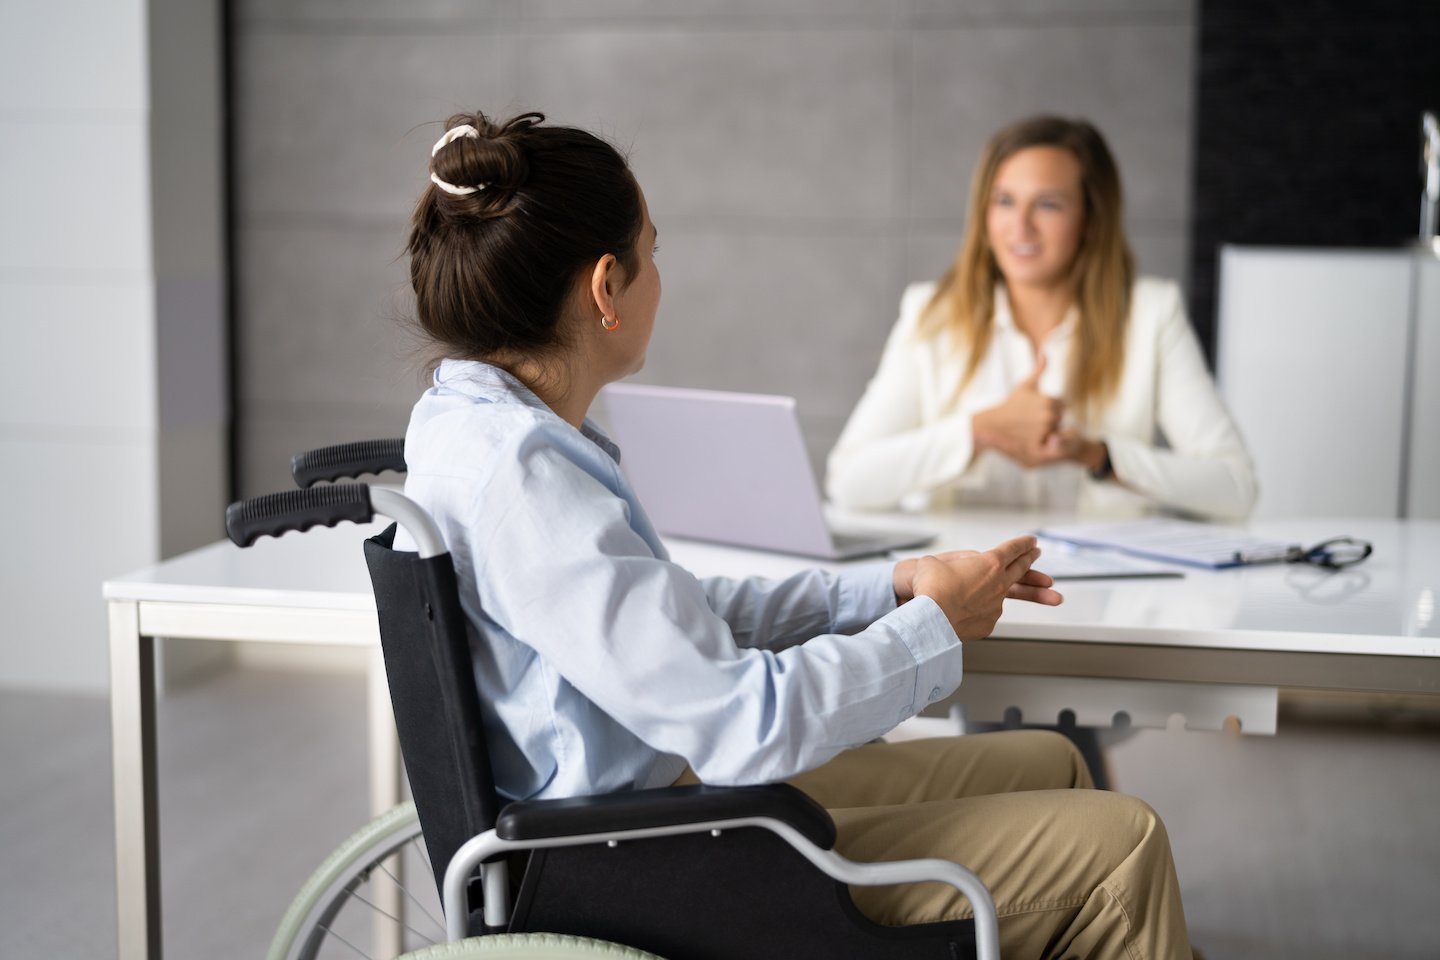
[[929, 686, 942, 701]]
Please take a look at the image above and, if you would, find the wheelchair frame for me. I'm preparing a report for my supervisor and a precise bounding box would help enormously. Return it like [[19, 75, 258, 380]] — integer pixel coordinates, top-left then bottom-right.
[[229, 442, 1002, 960]]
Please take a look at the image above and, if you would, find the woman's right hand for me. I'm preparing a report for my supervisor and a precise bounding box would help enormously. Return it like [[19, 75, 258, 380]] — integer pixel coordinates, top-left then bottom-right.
[[909, 535, 1061, 641], [971, 354, 1065, 466]]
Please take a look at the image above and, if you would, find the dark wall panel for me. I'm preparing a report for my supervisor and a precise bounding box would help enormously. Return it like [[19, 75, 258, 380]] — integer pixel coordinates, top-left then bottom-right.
[[1190, 0, 1440, 359]]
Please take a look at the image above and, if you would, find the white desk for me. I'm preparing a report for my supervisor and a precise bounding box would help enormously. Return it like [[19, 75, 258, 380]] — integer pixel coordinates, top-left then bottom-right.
[[104, 521, 393, 960], [668, 512, 1440, 731], [103, 512, 1440, 960]]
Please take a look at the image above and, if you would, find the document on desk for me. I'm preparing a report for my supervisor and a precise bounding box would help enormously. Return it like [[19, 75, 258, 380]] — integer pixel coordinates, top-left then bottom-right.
[[1038, 518, 1299, 570], [1034, 537, 1186, 580]]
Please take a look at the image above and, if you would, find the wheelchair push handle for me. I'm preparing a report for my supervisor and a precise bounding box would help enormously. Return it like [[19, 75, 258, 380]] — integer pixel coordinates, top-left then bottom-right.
[[225, 484, 375, 547], [291, 438, 406, 488], [226, 482, 447, 558]]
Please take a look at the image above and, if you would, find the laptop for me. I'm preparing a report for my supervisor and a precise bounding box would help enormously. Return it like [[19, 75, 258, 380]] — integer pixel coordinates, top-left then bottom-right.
[[599, 383, 934, 560]]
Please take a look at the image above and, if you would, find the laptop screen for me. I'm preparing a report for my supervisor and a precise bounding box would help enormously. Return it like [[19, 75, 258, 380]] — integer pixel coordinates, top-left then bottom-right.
[[599, 383, 835, 555]]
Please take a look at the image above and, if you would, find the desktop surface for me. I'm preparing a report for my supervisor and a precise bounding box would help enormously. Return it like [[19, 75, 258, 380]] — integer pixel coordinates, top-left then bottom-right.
[[663, 510, 1440, 659], [104, 519, 387, 611], [104, 511, 1440, 658]]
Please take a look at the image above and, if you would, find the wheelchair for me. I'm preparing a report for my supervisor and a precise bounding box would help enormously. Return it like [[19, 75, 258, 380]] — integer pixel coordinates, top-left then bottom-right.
[[226, 441, 1001, 960]]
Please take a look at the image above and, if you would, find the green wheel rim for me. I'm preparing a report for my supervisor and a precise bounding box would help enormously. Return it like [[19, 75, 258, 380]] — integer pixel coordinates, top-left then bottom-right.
[[266, 801, 423, 960], [396, 933, 665, 959]]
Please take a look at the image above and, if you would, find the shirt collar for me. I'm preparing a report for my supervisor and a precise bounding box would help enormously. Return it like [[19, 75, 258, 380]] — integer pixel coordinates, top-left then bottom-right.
[[993, 284, 1078, 343], [432, 358, 622, 463]]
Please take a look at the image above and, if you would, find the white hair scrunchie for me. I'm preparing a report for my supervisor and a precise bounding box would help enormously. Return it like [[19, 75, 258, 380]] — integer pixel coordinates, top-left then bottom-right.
[[429, 124, 486, 196]]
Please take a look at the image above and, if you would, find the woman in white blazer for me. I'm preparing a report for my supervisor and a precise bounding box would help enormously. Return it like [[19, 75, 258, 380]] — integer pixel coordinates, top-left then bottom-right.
[[827, 116, 1257, 521]]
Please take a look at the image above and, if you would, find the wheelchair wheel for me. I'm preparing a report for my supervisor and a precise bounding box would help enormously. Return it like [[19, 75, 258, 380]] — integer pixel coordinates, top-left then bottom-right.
[[268, 801, 441, 960], [268, 804, 667, 960], [397, 934, 664, 959]]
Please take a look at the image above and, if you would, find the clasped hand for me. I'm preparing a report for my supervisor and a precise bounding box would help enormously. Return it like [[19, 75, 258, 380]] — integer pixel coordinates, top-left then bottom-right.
[[892, 535, 1062, 642], [970, 354, 1103, 470]]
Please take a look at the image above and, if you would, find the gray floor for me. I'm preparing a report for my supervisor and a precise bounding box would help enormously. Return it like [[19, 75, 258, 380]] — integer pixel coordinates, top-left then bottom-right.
[[3, 668, 1438, 959]]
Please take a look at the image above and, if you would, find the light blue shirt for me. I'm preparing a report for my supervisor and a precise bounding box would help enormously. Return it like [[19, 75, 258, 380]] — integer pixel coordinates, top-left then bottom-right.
[[401, 359, 963, 801]]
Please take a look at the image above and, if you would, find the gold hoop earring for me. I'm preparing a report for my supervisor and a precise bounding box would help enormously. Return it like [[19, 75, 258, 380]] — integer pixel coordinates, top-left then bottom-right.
[[601, 315, 621, 332]]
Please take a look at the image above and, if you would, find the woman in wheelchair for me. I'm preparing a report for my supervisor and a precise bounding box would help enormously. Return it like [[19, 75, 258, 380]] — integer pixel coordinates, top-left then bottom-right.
[[399, 110, 1195, 960]]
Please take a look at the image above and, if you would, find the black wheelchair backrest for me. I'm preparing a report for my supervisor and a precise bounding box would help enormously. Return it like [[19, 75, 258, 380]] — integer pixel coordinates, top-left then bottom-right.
[[364, 523, 505, 897], [230, 439, 504, 897]]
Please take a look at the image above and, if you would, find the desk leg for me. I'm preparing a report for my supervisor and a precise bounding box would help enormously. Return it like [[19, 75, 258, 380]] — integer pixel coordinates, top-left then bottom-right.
[[368, 646, 404, 956], [110, 601, 161, 960]]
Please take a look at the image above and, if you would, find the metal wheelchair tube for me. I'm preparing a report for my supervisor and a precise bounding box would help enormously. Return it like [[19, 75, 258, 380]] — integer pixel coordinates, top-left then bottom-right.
[[442, 819, 1002, 960], [370, 487, 447, 559]]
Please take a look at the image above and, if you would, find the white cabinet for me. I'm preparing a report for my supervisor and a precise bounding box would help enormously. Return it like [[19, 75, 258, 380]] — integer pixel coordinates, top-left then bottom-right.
[[1408, 258, 1440, 518], [1216, 246, 1440, 519]]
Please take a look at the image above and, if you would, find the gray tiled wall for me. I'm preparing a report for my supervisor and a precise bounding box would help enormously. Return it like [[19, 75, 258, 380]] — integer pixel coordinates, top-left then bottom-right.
[[233, 0, 1195, 495]]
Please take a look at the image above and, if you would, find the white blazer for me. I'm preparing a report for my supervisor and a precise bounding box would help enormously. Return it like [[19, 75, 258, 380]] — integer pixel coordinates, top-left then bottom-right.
[[825, 278, 1258, 520]]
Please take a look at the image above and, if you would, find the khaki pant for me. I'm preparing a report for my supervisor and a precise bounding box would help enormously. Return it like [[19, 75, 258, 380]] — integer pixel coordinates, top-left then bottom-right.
[[680, 731, 1191, 960]]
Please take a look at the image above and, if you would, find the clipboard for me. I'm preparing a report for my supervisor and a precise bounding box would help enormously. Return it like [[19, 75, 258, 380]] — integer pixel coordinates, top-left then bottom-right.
[[1035, 537, 1186, 580], [1037, 518, 1300, 570]]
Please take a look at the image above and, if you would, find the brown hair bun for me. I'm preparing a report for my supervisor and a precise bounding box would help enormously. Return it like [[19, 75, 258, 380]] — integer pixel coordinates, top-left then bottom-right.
[[428, 112, 540, 219]]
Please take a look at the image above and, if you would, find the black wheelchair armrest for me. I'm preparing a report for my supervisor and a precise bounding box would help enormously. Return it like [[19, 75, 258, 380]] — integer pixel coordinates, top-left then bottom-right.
[[496, 782, 836, 850]]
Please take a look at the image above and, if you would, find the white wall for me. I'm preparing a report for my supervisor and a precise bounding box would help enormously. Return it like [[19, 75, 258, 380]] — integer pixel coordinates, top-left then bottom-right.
[[0, 0, 228, 692], [1407, 254, 1440, 519], [0, 0, 157, 691]]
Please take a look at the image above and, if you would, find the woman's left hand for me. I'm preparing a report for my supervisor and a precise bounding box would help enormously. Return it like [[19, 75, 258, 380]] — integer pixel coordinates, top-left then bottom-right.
[[1037, 430, 1109, 472], [893, 550, 1060, 605], [894, 551, 971, 603]]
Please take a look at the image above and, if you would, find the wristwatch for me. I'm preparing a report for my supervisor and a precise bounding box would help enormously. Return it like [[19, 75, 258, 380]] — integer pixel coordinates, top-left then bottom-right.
[[1089, 443, 1114, 481]]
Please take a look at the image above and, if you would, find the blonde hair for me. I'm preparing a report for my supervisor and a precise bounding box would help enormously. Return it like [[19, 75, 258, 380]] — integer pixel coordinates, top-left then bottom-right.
[[918, 115, 1135, 420]]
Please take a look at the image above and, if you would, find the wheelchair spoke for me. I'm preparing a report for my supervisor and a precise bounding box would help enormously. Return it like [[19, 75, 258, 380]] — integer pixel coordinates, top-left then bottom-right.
[[317, 923, 373, 960], [375, 859, 444, 931], [410, 835, 432, 874], [344, 887, 440, 947]]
